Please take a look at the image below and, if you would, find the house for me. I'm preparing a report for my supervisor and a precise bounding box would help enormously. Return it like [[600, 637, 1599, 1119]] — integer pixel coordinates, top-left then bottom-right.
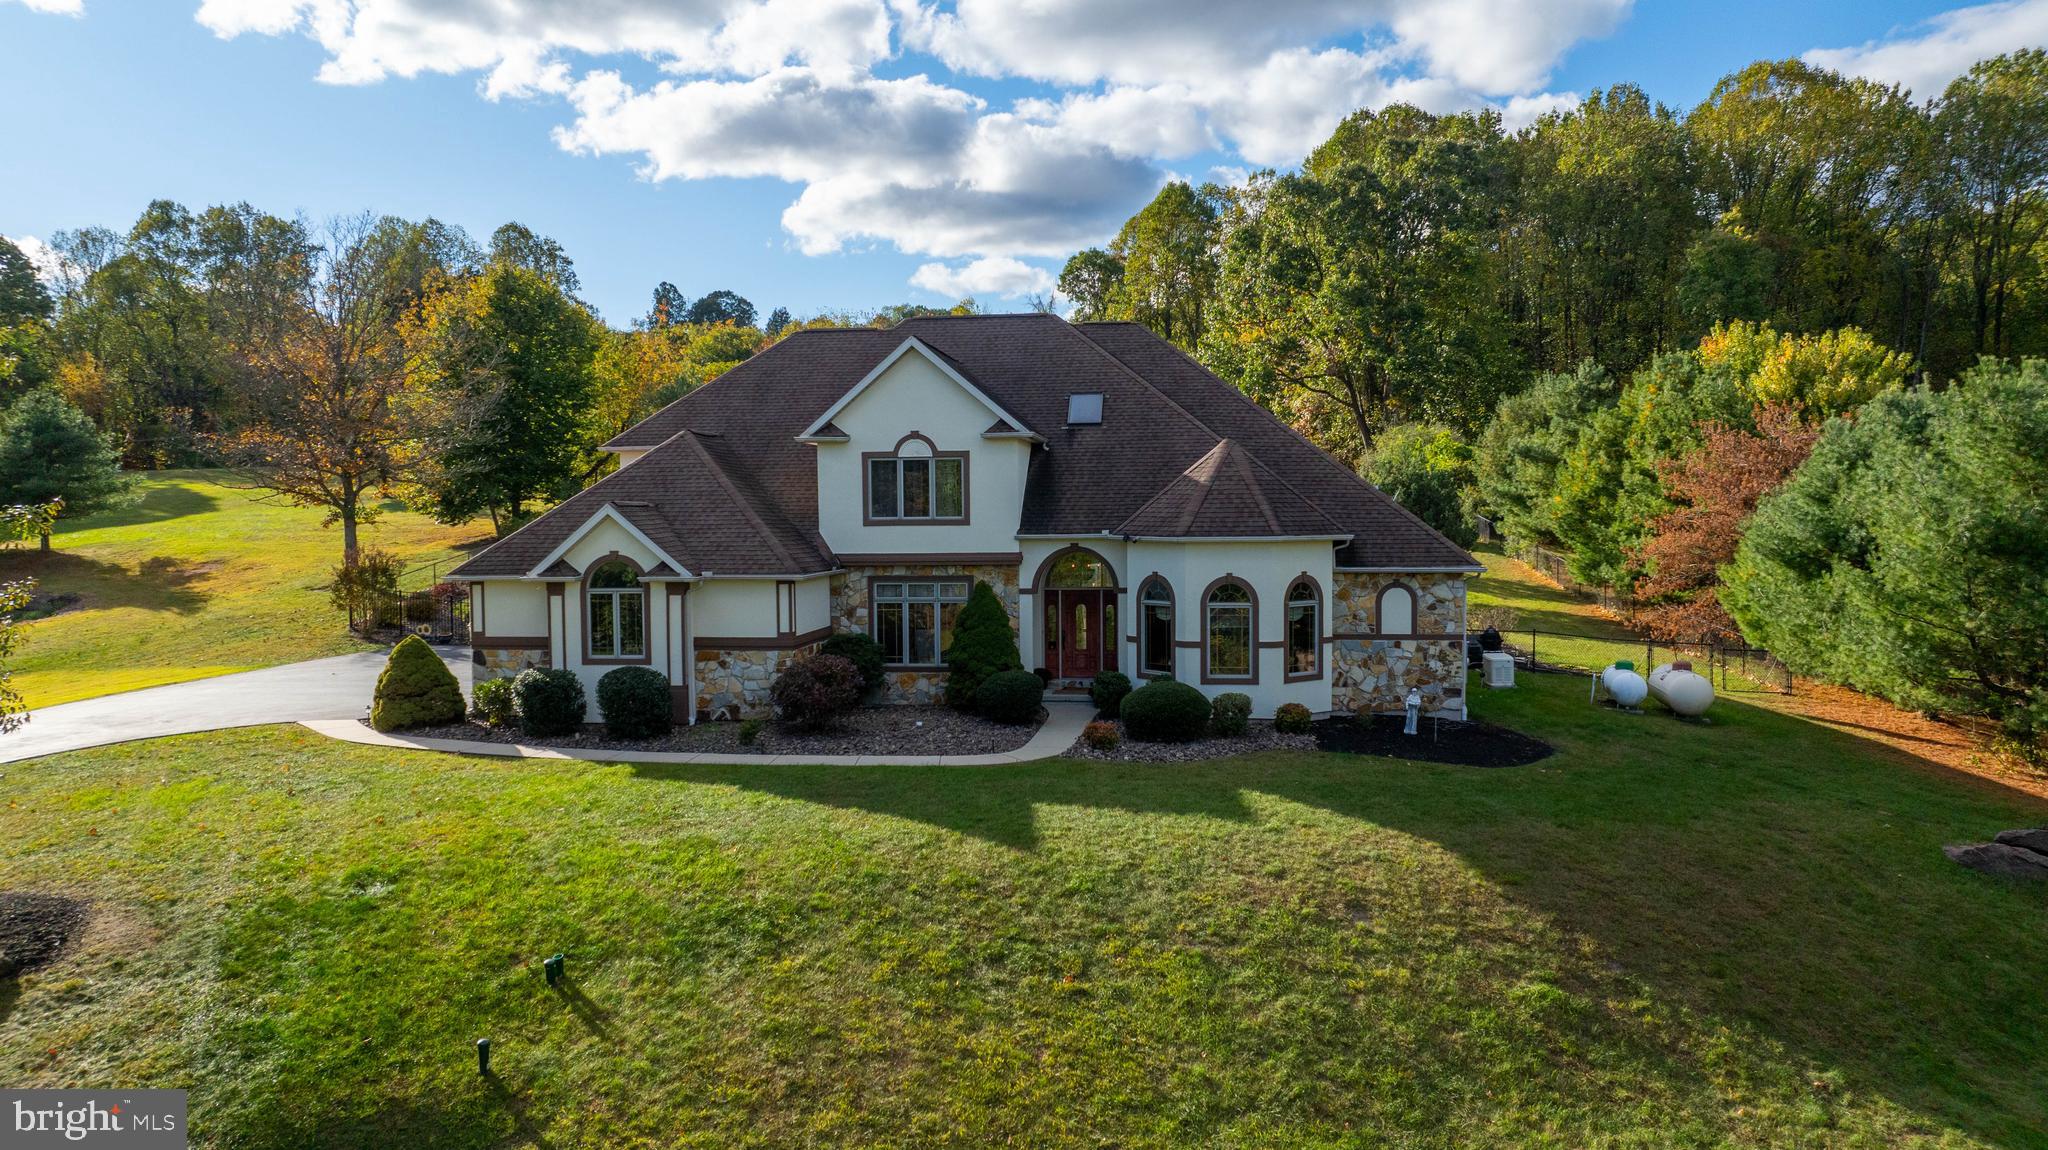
[[449, 314, 1480, 722]]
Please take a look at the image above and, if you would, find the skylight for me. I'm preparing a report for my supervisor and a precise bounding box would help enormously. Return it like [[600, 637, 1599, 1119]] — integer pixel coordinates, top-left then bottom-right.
[[1067, 393, 1104, 424]]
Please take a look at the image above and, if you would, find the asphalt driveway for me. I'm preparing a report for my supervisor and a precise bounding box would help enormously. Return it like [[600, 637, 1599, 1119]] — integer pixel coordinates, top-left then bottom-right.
[[0, 648, 470, 763]]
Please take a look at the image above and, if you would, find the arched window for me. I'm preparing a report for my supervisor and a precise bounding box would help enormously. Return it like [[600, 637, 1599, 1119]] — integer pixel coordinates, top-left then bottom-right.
[[1140, 577, 1174, 676], [866, 434, 966, 521], [1285, 577, 1321, 680], [1377, 583, 1415, 636], [587, 558, 646, 660], [1046, 550, 1113, 587], [1203, 579, 1255, 682]]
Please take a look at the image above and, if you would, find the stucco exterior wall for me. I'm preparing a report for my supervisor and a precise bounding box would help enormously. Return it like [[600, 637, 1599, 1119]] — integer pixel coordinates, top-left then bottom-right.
[[1119, 539, 1336, 717], [814, 350, 1033, 557]]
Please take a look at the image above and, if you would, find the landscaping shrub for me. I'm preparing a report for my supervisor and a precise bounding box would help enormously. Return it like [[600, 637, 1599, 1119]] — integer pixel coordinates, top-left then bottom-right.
[[513, 667, 586, 737], [1211, 692, 1252, 737], [1274, 702, 1313, 734], [369, 635, 464, 731], [771, 653, 864, 730], [1081, 720, 1121, 750], [738, 717, 766, 745], [820, 631, 886, 693], [1091, 670, 1132, 716], [1120, 679, 1211, 743], [469, 677, 518, 727], [329, 547, 402, 635], [944, 582, 1022, 708], [597, 666, 673, 739], [976, 669, 1045, 725], [1033, 666, 1054, 685]]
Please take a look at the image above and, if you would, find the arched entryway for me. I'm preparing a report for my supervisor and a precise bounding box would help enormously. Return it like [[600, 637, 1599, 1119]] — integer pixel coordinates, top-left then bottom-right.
[[1035, 547, 1118, 682]]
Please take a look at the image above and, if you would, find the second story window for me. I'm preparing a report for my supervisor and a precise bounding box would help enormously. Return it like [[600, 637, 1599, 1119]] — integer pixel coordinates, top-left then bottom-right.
[[866, 436, 966, 522]]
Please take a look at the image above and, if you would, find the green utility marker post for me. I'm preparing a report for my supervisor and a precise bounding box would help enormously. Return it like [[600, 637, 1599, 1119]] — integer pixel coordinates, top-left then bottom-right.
[[544, 954, 565, 987], [476, 1038, 491, 1075]]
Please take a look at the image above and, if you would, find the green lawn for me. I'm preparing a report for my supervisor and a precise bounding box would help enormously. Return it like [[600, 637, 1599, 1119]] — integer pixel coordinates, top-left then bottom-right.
[[0, 471, 489, 707], [3, 674, 2044, 1147]]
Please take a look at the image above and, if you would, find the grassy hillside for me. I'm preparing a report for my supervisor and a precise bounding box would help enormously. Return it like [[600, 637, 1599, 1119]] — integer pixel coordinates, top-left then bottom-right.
[[0, 471, 490, 708], [3, 675, 2044, 1147]]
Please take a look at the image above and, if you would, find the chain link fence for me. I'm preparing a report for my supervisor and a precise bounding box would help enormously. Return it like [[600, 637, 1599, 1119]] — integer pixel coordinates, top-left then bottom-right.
[[1468, 626, 1792, 694]]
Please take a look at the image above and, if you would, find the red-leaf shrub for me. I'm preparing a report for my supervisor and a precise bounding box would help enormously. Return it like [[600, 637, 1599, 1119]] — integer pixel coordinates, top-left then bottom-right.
[[1081, 720, 1120, 750], [770, 653, 864, 729]]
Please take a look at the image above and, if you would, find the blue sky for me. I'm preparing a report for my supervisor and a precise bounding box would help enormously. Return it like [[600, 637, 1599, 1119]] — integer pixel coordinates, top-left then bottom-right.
[[4, 0, 2043, 326]]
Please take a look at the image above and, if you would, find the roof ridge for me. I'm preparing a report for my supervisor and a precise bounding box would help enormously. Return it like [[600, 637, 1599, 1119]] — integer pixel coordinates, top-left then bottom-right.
[[1173, 439, 1229, 533], [1064, 324, 1349, 536], [1220, 439, 1284, 534], [678, 430, 800, 573]]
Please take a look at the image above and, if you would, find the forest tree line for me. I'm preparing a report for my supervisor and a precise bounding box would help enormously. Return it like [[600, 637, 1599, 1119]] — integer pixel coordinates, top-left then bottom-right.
[[1064, 51, 2048, 742]]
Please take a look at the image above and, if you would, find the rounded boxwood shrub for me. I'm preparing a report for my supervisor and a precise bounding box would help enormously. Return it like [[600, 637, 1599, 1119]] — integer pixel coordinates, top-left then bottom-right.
[[514, 667, 586, 737], [771, 653, 864, 729], [370, 634, 464, 731], [1090, 670, 1132, 716], [944, 582, 1022, 709], [1273, 702, 1313, 734], [820, 631, 886, 693], [976, 669, 1045, 724], [1120, 679, 1211, 743], [469, 677, 518, 727], [1210, 692, 1252, 737], [1081, 720, 1121, 750], [597, 666, 673, 739]]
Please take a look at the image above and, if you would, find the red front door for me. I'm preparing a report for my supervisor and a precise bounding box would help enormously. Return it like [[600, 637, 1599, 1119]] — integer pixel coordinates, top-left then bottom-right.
[[1057, 590, 1109, 679]]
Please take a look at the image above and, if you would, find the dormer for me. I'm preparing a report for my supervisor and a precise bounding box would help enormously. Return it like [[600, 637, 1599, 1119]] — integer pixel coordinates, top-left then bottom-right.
[[800, 337, 1039, 557]]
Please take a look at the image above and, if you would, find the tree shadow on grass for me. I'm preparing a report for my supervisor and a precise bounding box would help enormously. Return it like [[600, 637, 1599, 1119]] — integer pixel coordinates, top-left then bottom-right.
[[55, 481, 219, 533], [635, 674, 2048, 1145], [0, 553, 212, 616]]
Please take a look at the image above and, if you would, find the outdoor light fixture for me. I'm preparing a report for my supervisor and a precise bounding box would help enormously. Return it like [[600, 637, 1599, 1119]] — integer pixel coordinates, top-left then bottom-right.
[[476, 1038, 491, 1075], [544, 953, 565, 987]]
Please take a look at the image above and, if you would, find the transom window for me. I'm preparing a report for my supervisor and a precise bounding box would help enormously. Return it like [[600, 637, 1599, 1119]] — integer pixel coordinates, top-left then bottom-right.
[[1140, 577, 1174, 676], [1205, 580, 1254, 680], [1286, 578, 1321, 679], [868, 438, 965, 521], [1046, 551, 1114, 587], [587, 560, 645, 659], [872, 579, 971, 666]]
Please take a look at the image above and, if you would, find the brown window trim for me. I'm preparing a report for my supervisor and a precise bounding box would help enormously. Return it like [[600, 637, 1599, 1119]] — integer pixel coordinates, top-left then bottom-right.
[[583, 552, 653, 666], [1199, 573, 1259, 685], [1283, 571, 1324, 683], [869, 576, 973, 668], [1373, 581, 1424, 638], [862, 432, 970, 526], [1028, 544, 1123, 593]]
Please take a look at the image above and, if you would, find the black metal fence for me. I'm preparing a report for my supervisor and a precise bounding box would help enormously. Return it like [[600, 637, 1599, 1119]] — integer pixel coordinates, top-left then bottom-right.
[[1468, 626, 1792, 693], [345, 556, 470, 645]]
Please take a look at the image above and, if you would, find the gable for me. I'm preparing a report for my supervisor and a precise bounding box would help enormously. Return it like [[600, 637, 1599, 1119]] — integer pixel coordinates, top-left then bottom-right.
[[799, 338, 1035, 443]]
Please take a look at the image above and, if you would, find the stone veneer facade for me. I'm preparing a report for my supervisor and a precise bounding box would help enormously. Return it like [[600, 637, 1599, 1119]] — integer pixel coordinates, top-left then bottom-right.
[[829, 563, 1022, 704], [473, 645, 549, 682], [1330, 572, 1468, 717], [694, 642, 824, 721]]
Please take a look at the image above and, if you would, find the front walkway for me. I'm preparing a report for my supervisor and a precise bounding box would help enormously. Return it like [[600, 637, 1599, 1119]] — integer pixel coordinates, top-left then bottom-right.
[[303, 698, 1095, 766], [0, 647, 469, 763]]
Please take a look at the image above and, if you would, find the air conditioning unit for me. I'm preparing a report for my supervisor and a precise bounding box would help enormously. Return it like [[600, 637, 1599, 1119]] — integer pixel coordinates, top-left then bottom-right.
[[1482, 650, 1515, 689]]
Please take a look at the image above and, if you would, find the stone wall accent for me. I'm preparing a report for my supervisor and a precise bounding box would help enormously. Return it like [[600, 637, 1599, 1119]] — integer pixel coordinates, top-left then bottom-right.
[[474, 646, 549, 683], [694, 641, 823, 721], [830, 563, 1021, 704], [1331, 573, 1467, 716]]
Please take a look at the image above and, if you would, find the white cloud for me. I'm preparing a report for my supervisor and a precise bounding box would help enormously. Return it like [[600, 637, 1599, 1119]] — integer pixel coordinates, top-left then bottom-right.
[[3, 235, 68, 287], [909, 256, 1055, 299], [194, 0, 1638, 262], [1805, 0, 2048, 100], [2, 0, 83, 13]]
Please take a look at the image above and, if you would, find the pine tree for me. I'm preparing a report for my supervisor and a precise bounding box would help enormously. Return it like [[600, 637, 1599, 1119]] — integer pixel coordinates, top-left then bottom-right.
[[943, 581, 1021, 709], [0, 391, 133, 551]]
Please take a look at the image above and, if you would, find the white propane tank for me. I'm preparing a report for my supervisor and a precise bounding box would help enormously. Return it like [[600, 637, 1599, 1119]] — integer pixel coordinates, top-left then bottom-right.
[[1648, 660, 1715, 718], [1599, 662, 1648, 709]]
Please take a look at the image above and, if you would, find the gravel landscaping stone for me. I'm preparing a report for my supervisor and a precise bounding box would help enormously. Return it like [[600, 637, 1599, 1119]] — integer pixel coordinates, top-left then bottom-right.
[[1065, 720, 1316, 762], [398, 704, 1040, 757]]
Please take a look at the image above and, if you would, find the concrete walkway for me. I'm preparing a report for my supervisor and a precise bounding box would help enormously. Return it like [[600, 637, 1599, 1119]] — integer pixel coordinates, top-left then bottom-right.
[[0, 648, 469, 764], [302, 698, 1094, 766]]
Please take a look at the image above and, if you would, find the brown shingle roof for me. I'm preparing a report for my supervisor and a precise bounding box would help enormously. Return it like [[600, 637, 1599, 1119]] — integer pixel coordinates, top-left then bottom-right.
[[455, 315, 1478, 578]]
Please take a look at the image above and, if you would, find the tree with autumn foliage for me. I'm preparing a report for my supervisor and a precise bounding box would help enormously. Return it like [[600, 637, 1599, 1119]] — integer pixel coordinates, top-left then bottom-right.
[[214, 215, 418, 563], [1629, 404, 1820, 643]]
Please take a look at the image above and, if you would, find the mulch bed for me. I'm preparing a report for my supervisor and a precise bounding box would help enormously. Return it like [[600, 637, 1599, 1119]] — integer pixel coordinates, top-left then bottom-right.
[[1313, 713, 1553, 767], [400, 705, 1040, 757], [0, 892, 90, 978], [1065, 721, 1318, 762]]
